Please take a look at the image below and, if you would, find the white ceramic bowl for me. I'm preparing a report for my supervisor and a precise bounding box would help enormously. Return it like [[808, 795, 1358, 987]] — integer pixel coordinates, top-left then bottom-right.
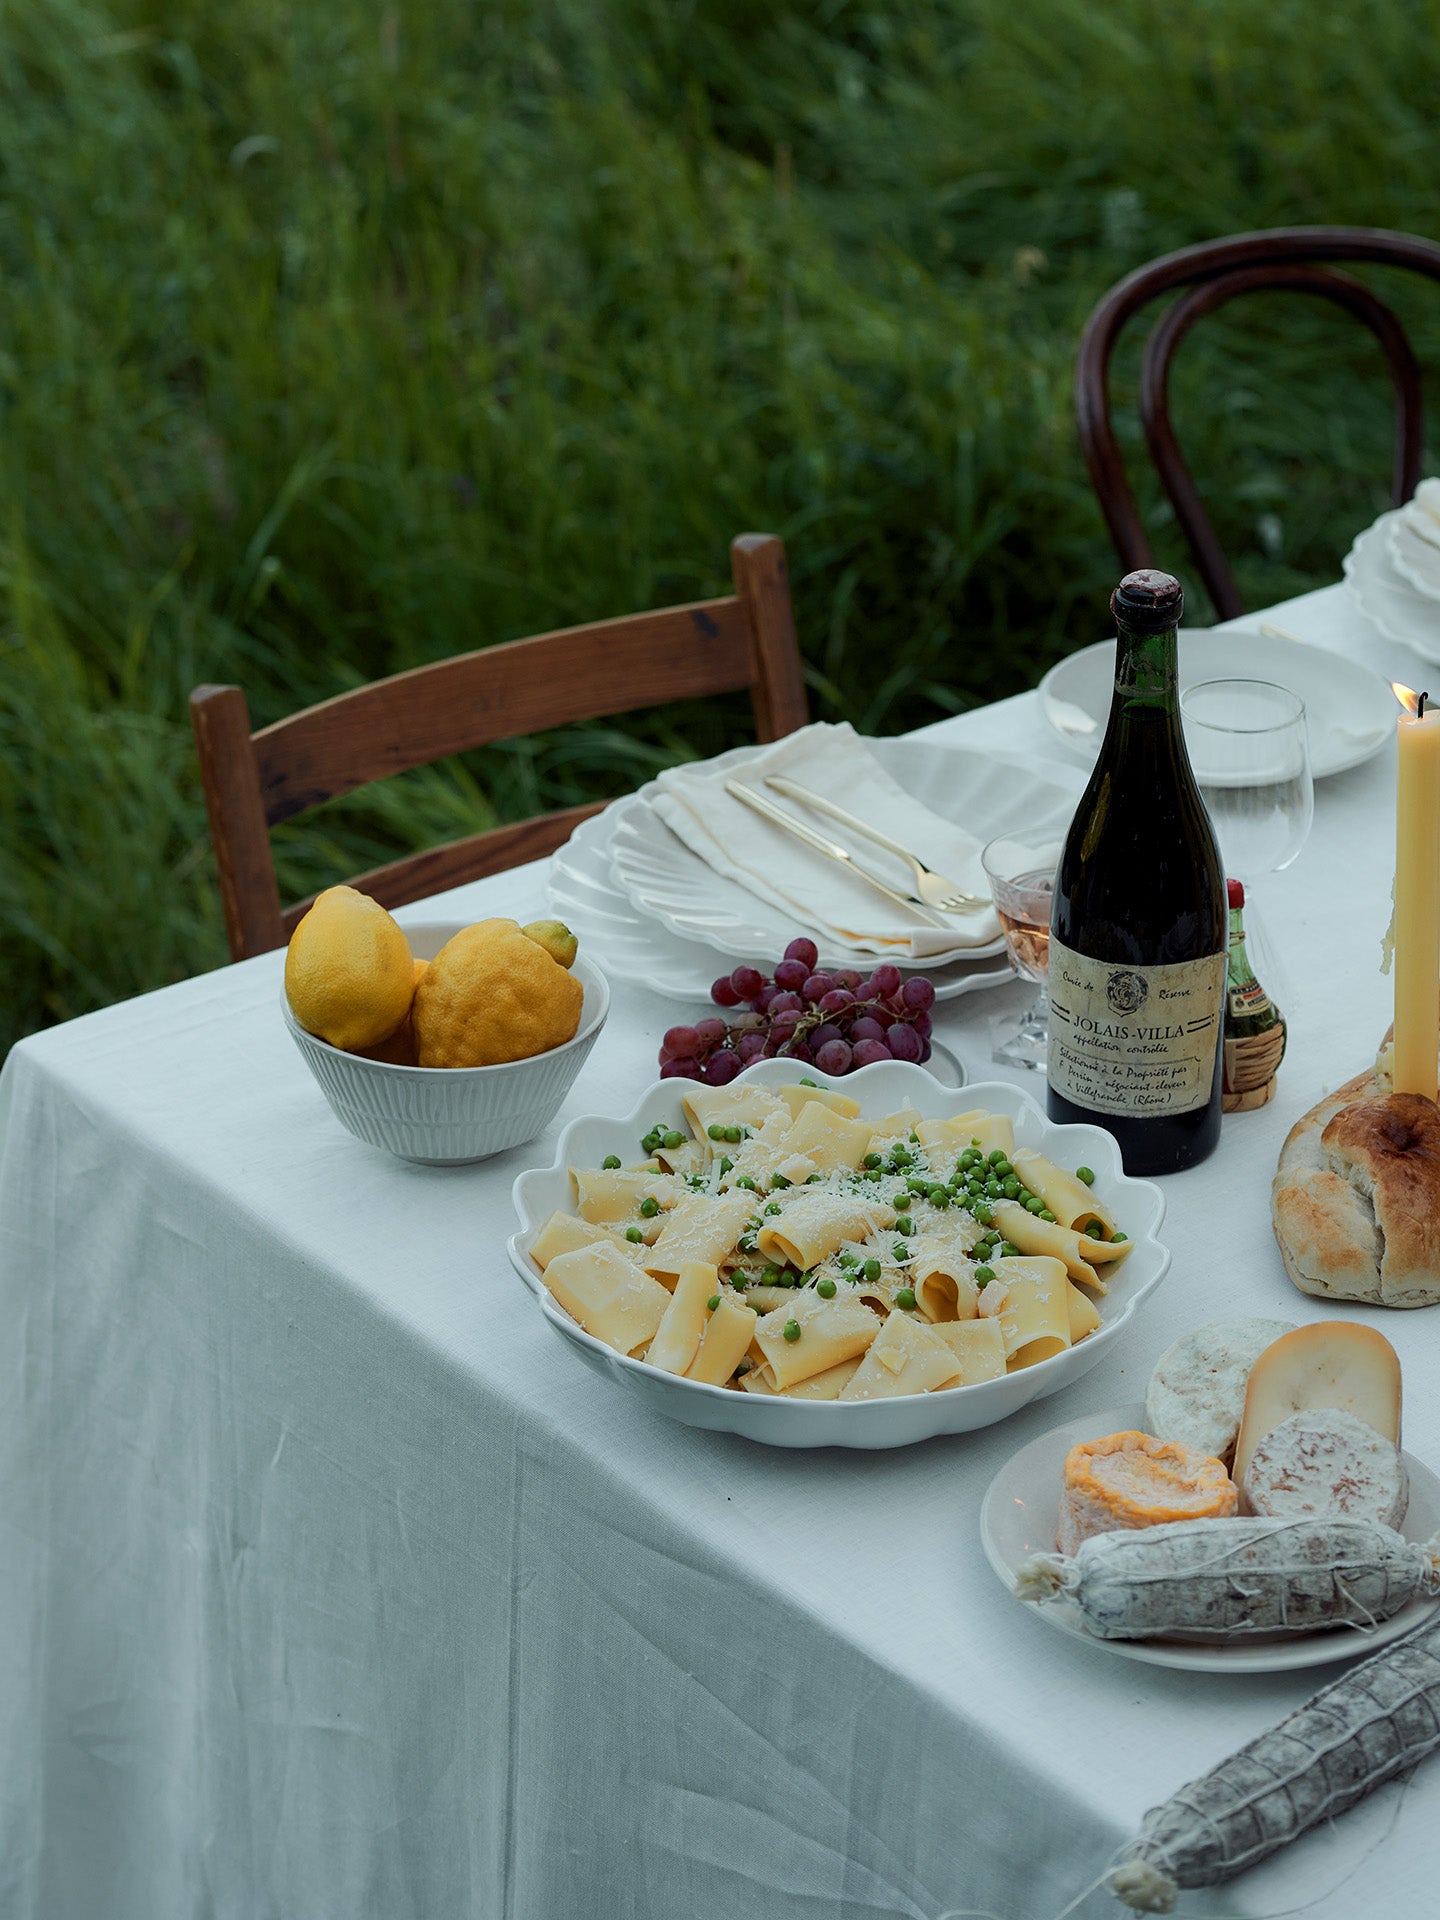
[[508, 1059, 1169, 1449], [283, 922, 610, 1164]]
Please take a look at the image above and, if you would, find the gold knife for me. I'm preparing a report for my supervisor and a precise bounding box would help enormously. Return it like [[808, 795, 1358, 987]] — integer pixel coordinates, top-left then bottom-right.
[[721, 779, 950, 929]]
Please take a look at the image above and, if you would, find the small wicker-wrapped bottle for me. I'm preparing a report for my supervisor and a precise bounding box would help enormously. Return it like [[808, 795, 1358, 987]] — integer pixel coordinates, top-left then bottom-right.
[[1222, 879, 1286, 1112]]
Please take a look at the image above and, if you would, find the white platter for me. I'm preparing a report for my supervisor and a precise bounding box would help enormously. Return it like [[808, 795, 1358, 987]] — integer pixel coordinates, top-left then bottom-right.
[[980, 1402, 1440, 1673], [547, 738, 1080, 1003], [1039, 629, 1394, 779], [1344, 509, 1440, 664], [507, 1061, 1168, 1451]]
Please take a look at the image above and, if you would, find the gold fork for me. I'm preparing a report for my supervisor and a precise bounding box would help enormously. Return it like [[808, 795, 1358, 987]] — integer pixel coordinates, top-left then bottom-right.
[[763, 775, 989, 914]]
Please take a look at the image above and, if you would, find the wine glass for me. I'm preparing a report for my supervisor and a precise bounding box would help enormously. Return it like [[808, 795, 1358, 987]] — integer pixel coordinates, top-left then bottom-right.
[[1179, 679, 1314, 880], [980, 833, 1063, 1070]]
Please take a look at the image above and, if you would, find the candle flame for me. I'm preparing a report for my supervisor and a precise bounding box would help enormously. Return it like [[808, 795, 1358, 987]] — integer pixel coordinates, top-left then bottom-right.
[[1394, 682, 1425, 717]]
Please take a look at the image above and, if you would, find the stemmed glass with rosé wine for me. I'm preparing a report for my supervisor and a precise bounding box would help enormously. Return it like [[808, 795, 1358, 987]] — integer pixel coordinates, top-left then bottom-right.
[[979, 833, 1063, 1070]]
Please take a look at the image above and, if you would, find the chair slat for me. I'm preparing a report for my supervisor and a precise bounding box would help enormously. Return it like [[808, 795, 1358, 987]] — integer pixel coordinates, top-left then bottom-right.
[[255, 599, 753, 824]]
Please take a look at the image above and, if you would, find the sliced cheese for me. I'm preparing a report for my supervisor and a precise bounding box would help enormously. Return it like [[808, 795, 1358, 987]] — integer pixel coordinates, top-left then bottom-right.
[[837, 1311, 963, 1401], [1065, 1281, 1102, 1345], [1243, 1407, 1408, 1528], [1056, 1431, 1238, 1557], [1144, 1317, 1297, 1462], [928, 1317, 1007, 1385], [1232, 1321, 1403, 1491], [543, 1243, 672, 1357]]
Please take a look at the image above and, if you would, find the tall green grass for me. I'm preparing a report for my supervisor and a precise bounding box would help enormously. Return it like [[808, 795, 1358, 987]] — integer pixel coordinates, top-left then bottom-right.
[[2, 0, 1438, 1052]]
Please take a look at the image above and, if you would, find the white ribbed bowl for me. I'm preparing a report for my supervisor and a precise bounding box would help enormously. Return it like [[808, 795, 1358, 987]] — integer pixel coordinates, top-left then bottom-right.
[[283, 924, 609, 1164]]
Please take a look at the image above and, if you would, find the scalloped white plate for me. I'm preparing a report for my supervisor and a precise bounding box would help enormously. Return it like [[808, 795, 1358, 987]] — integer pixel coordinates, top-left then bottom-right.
[[1388, 510, 1440, 606], [546, 739, 1080, 1003], [507, 1060, 1169, 1450], [1344, 509, 1440, 664], [981, 1402, 1440, 1672]]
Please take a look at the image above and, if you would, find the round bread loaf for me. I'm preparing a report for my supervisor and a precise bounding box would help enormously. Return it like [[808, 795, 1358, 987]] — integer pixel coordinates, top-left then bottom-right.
[[1145, 1317, 1297, 1463], [1242, 1407, 1409, 1527], [1271, 1067, 1440, 1308]]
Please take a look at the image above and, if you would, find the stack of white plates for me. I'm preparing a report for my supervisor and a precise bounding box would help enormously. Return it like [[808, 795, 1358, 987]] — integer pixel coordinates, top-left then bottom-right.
[[546, 735, 1082, 1004], [1344, 483, 1440, 662]]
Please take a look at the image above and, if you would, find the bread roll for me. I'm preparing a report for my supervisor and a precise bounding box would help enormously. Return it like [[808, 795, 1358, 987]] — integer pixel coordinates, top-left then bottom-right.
[[1271, 1067, 1440, 1308]]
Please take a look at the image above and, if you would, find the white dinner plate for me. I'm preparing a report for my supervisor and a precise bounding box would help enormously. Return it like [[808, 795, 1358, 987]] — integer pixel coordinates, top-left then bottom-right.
[[1039, 630, 1394, 779], [547, 737, 1081, 1002], [508, 1062, 1169, 1451], [980, 1402, 1440, 1673], [1344, 509, 1440, 665]]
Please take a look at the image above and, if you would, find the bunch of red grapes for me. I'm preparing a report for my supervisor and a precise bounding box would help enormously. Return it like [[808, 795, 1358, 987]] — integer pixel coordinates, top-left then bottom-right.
[[658, 937, 936, 1085]]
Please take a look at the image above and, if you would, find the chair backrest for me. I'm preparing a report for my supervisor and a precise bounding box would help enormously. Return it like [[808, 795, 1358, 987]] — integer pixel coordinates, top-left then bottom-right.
[[192, 531, 808, 960], [1075, 225, 1440, 618]]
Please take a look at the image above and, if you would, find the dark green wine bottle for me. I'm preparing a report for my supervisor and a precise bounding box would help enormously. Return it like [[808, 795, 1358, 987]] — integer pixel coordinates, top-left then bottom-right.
[[1046, 570, 1227, 1174]]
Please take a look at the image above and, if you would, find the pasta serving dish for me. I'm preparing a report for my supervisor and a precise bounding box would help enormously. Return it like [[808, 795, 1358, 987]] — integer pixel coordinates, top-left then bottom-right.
[[507, 1060, 1170, 1448]]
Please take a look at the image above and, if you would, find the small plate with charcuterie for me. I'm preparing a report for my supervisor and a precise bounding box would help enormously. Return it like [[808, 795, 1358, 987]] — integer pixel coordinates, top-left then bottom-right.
[[982, 1355, 1440, 1673]]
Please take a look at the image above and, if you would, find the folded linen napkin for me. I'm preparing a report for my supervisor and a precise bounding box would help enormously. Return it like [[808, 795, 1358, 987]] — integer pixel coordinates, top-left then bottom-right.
[[647, 722, 1001, 958]]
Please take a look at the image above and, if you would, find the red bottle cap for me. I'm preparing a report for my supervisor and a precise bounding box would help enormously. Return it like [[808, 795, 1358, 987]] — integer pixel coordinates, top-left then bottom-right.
[[1227, 878, 1244, 909]]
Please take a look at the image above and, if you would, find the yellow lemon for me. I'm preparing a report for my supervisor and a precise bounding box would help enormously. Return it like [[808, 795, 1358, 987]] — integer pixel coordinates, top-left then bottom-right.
[[355, 958, 429, 1065], [285, 887, 415, 1052], [413, 918, 584, 1068]]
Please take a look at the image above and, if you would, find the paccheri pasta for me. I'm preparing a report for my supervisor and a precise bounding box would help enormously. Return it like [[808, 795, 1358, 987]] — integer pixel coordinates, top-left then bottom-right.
[[527, 1081, 1131, 1401]]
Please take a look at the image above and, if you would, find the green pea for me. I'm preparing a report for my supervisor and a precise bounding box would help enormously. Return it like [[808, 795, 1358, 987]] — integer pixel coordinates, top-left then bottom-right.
[[800, 1077, 817, 1088], [1000, 1240, 1021, 1257], [864, 1152, 882, 1169], [738, 1233, 756, 1253], [625, 1227, 644, 1244], [909, 1130, 920, 1143], [737, 1174, 756, 1190], [890, 1192, 909, 1209], [973, 1203, 994, 1226], [765, 1202, 782, 1216], [718, 1156, 734, 1174], [762, 1265, 781, 1284], [602, 1154, 622, 1170], [1002, 1176, 1020, 1198], [839, 1251, 858, 1268], [1076, 1166, 1095, 1186], [893, 1243, 909, 1260], [862, 1258, 881, 1282], [895, 1287, 917, 1310], [892, 1146, 912, 1167], [807, 1172, 823, 1183], [973, 1264, 995, 1285], [732, 1274, 747, 1290], [772, 1174, 791, 1189], [783, 1320, 801, 1343], [707, 1123, 725, 1141], [927, 1184, 948, 1205], [642, 1126, 662, 1149], [1111, 1230, 1128, 1244], [1026, 1196, 1045, 1214], [1039, 1209, 1056, 1223], [639, 1196, 660, 1218], [724, 1125, 743, 1144], [817, 1277, 837, 1299], [1083, 1219, 1105, 1238], [706, 1294, 720, 1312], [906, 1175, 927, 1195], [988, 1148, 1006, 1166], [735, 1358, 753, 1376]]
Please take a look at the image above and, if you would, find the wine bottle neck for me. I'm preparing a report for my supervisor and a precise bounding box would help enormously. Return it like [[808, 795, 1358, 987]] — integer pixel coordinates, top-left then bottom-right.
[[1227, 906, 1259, 986], [1114, 622, 1179, 706]]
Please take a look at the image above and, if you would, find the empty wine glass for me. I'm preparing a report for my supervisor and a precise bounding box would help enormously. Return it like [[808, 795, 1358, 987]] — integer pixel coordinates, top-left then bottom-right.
[[1179, 679, 1313, 880], [980, 833, 1063, 1070]]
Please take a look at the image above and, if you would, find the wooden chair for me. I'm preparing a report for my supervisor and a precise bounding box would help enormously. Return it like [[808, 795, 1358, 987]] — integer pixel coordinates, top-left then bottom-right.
[[191, 532, 808, 960], [1075, 225, 1440, 619]]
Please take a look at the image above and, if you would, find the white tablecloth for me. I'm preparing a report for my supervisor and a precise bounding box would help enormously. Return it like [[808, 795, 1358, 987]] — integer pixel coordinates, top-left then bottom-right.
[[2, 583, 1434, 1920]]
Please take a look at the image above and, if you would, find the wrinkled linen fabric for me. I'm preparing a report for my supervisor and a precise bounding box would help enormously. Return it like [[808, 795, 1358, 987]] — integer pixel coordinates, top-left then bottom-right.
[[2, 585, 1437, 1920]]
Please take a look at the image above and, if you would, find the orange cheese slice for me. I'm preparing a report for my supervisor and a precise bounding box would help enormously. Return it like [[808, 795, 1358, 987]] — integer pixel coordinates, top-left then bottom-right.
[[1056, 1430, 1238, 1557]]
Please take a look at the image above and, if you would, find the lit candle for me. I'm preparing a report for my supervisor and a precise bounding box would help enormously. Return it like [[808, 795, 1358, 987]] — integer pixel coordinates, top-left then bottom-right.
[[1392, 682, 1440, 1101]]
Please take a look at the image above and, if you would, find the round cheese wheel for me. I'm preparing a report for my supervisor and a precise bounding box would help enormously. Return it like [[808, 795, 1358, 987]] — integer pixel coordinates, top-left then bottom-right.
[[1144, 1317, 1296, 1462], [1057, 1431, 1238, 1558], [1242, 1407, 1409, 1527]]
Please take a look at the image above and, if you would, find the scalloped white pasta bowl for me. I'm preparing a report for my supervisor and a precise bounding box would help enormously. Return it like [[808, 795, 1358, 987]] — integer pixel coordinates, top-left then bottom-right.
[[507, 1060, 1170, 1449]]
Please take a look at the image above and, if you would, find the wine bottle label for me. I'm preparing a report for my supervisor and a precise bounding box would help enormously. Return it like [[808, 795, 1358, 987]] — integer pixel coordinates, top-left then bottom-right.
[[1047, 939, 1226, 1118]]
